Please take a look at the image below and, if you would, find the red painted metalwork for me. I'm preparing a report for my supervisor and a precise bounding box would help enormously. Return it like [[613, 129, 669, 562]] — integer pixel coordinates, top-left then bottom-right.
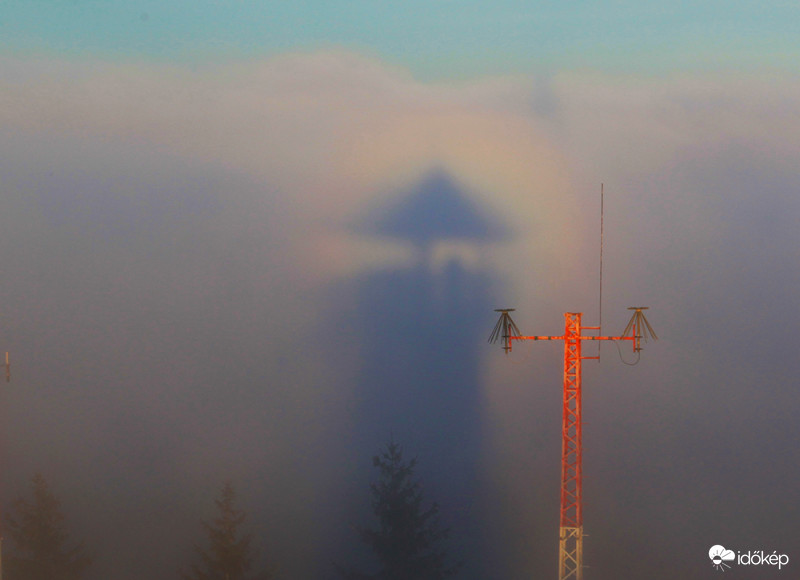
[[493, 308, 654, 580], [559, 313, 583, 580]]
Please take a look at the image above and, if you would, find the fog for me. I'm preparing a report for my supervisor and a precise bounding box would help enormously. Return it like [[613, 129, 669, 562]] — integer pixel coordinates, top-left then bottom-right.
[[1, 54, 798, 579]]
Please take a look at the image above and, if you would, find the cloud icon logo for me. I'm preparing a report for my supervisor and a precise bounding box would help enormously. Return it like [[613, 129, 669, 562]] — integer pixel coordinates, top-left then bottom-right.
[[709, 545, 735, 571]]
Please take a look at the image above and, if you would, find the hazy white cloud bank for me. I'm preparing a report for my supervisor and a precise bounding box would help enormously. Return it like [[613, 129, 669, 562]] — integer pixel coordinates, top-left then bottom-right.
[[1, 52, 799, 579]]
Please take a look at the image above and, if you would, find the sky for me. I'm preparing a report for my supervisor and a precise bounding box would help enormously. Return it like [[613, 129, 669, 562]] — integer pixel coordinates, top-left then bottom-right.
[[1, 2, 799, 579]]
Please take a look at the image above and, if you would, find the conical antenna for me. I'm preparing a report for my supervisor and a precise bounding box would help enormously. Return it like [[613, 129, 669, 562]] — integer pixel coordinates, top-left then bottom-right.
[[489, 309, 521, 354], [622, 307, 658, 352]]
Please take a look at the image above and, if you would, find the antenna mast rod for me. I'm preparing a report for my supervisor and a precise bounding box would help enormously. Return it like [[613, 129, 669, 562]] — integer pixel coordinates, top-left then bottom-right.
[[598, 184, 604, 360]]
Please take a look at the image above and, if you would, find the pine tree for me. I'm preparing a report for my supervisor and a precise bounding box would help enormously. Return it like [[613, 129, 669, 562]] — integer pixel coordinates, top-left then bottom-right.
[[338, 441, 460, 580], [181, 482, 272, 580], [5, 472, 92, 580]]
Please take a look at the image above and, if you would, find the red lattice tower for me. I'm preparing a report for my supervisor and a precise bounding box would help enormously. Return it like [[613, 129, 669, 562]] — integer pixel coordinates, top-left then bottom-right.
[[0, 351, 10, 580], [489, 307, 656, 580]]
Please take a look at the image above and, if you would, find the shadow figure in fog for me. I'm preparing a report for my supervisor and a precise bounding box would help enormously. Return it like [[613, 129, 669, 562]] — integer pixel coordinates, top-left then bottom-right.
[[344, 168, 509, 580]]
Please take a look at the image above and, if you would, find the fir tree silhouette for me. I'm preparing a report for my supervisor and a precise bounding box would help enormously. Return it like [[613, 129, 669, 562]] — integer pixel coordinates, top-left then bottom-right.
[[182, 482, 273, 580], [338, 440, 460, 580], [5, 473, 92, 580]]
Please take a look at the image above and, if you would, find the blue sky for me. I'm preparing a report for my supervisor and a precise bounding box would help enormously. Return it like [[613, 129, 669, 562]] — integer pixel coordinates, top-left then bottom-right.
[[2, 1, 798, 78]]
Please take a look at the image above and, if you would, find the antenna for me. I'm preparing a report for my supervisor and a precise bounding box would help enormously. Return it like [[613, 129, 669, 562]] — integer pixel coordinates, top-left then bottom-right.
[[598, 184, 604, 360], [622, 307, 658, 352], [488, 309, 521, 354]]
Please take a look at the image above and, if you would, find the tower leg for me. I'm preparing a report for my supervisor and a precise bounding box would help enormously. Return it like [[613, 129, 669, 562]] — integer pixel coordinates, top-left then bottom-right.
[[559, 313, 583, 580], [558, 526, 583, 580]]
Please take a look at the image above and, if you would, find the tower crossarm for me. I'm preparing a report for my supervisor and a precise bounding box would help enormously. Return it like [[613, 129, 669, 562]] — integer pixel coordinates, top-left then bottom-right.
[[577, 335, 633, 342], [512, 334, 633, 342], [513, 335, 564, 341], [507, 334, 635, 353]]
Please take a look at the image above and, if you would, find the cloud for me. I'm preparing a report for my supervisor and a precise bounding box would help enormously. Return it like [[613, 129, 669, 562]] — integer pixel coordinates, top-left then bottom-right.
[[2, 51, 800, 579], [0, 50, 572, 579], [709, 545, 735, 562], [0, 52, 572, 279]]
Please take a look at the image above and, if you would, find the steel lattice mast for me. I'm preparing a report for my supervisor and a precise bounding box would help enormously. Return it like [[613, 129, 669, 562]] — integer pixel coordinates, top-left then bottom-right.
[[489, 307, 656, 580], [0, 351, 10, 580]]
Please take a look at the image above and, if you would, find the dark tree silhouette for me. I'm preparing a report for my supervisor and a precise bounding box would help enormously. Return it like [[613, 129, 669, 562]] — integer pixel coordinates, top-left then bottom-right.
[[338, 441, 460, 580], [181, 481, 273, 580], [5, 472, 92, 580]]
